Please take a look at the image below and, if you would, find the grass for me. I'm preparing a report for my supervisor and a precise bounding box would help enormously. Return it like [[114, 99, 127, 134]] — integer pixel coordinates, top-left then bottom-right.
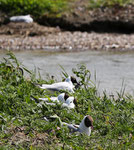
[[0, 0, 70, 17], [0, 0, 134, 18], [0, 52, 134, 149]]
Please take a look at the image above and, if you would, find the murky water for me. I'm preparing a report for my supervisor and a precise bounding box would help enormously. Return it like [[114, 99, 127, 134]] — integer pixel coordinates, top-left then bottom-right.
[[1, 50, 134, 96]]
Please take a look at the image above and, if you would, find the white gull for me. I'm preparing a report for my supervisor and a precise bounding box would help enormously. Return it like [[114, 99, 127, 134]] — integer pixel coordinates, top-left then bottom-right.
[[10, 15, 33, 23], [63, 115, 93, 136], [38, 76, 78, 93], [41, 94, 77, 109]]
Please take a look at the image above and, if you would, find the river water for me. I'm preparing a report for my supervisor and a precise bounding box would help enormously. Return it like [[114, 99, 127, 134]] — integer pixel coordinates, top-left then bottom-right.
[[0, 50, 134, 96]]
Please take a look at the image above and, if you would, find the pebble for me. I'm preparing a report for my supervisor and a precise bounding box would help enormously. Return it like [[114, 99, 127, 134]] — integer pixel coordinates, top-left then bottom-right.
[[0, 31, 134, 51]]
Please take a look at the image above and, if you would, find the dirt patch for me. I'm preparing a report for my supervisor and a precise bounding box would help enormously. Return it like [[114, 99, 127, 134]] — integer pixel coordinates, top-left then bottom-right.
[[1, 125, 58, 149], [1, 2, 134, 33], [37, 3, 134, 33], [0, 22, 60, 36]]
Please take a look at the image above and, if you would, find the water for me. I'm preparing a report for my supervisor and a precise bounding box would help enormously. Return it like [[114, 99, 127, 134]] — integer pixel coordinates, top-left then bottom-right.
[[1, 50, 134, 96]]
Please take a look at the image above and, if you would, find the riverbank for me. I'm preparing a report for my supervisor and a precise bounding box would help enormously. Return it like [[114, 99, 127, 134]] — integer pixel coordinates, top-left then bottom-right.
[[0, 22, 134, 52], [1, 1, 134, 52]]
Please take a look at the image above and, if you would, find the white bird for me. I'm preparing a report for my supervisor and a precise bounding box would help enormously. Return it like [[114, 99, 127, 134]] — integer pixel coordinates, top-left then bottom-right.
[[38, 76, 78, 93], [10, 15, 33, 23], [41, 95, 77, 109], [61, 96, 76, 109], [63, 115, 93, 136], [39, 93, 69, 103], [31, 92, 77, 109]]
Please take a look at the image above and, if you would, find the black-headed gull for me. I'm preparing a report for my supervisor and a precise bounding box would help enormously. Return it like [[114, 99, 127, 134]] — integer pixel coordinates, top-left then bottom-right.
[[38, 76, 78, 93], [38, 93, 69, 103], [31, 93, 77, 109], [63, 115, 93, 136], [61, 96, 77, 109], [40, 94, 77, 109], [10, 15, 33, 23]]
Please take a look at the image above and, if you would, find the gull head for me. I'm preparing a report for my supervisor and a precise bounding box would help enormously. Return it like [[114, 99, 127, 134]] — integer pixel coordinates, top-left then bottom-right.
[[71, 76, 80, 89], [84, 115, 93, 129], [64, 93, 69, 101]]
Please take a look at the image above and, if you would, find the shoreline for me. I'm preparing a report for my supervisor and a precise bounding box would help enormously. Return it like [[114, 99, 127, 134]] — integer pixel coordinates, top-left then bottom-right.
[[1, 2, 134, 52], [0, 26, 134, 52]]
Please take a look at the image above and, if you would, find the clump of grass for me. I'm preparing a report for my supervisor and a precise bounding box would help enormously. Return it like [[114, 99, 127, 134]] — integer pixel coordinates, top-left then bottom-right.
[[0, 0, 70, 17], [0, 52, 134, 149], [1, 0, 133, 18]]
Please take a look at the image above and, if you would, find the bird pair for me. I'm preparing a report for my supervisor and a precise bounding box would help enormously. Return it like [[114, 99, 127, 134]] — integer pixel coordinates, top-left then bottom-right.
[[37, 76, 78, 108], [39, 93, 77, 109]]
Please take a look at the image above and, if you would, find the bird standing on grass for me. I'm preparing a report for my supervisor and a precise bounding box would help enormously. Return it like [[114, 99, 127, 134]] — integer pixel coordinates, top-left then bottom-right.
[[40, 94, 77, 109], [63, 115, 93, 136], [38, 76, 79, 93], [31, 93, 77, 109], [38, 93, 69, 103]]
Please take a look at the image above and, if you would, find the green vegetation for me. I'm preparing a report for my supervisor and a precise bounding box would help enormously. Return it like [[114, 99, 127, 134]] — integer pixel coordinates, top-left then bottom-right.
[[0, 52, 134, 149], [0, 0, 70, 17], [0, 0, 134, 18]]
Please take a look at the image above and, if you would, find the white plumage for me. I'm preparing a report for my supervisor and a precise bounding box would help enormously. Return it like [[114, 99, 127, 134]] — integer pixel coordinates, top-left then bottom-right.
[[63, 115, 93, 136], [61, 96, 75, 109], [10, 15, 33, 23], [39, 93, 67, 103], [39, 93, 76, 109], [78, 116, 92, 136], [39, 76, 75, 93]]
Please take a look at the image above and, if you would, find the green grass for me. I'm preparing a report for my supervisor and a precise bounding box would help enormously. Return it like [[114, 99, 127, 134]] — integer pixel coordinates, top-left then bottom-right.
[[0, 0, 70, 17], [0, 0, 134, 18], [0, 52, 134, 149]]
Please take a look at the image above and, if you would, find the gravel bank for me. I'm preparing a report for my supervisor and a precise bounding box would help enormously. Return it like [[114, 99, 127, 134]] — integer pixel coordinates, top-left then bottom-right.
[[0, 23, 134, 52], [0, 32, 134, 52]]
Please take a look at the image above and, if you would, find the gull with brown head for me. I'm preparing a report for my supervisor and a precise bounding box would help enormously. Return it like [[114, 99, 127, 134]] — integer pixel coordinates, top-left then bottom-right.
[[38, 76, 79, 93]]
